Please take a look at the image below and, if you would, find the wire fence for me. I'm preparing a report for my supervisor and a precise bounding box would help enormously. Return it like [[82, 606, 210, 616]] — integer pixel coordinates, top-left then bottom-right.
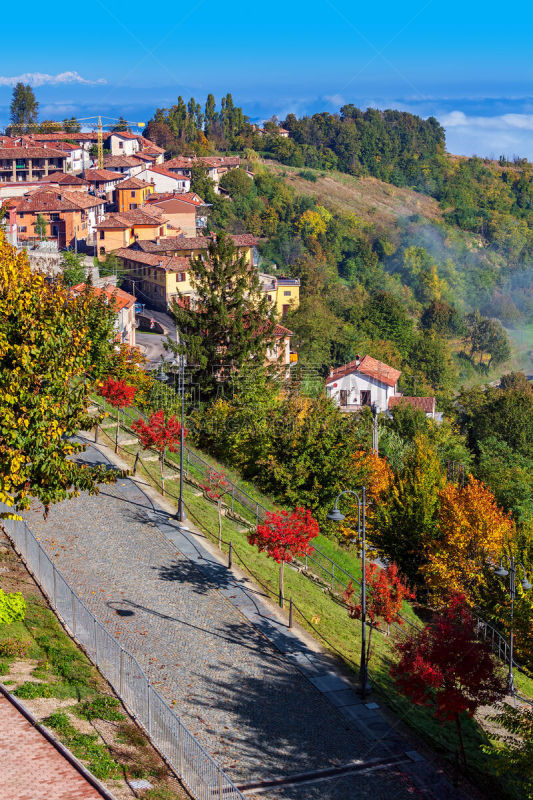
[[0, 503, 245, 800], [91, 400, 533, 689]]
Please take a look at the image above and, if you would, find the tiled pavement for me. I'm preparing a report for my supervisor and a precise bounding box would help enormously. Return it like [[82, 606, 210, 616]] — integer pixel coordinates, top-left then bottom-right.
[[0, 693, 109, 800], [23, 443, 465, 800]]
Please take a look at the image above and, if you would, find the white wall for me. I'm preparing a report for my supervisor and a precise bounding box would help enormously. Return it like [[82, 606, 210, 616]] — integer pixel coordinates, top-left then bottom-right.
[[136, 169, 190, 194], [327, 371, 396, 412], [110, 134, 140, 156]]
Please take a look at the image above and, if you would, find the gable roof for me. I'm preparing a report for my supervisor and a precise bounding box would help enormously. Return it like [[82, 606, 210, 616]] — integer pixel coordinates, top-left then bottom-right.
[[116, 176, 153, 190], [110, 130, 139, 140], [71, 283, 136, 310], [326, 356, 402, 387], [104, 155, 145, 168], [84, 169, 124, 182], [143, 165, 191, 181], [388, 395, 436, 414], [0, 145, 67, 159], [130, 233, 257, 253], [7, 187, 104, 213], [38, 171, 89, 186], [147, 191, 206, 208], [114, 247, 190, 271], [95, 206, 165, 229]]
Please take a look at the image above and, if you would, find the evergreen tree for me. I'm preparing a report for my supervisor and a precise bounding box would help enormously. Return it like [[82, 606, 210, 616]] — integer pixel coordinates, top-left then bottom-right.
[[170, 233, 277, 397], [111, 116, 130, 132], [10, 82, 38, 130]]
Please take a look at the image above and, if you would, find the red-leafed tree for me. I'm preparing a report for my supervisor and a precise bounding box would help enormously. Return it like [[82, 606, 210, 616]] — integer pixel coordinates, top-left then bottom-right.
[[248, 508, 319, 607], [201, 469, 231, 548], [99, 377, 137, 452], [391, 593, 506, 766], [344, 563, 414, 667], [132, 409, 185, 495]]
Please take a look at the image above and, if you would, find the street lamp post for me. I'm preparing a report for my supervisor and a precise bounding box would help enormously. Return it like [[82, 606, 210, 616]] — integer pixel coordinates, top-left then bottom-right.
[[155, 359, 186, 522], [327, 487, 370, 698], [494, 555, 531, 696]]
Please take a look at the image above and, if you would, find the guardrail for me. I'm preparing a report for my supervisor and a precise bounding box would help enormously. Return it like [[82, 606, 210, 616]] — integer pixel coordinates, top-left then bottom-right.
[[0, 504, 245, 800]]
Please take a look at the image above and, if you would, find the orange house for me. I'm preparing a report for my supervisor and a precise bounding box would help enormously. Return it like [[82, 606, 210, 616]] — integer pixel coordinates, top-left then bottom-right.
[[95, 206, 169, 259], [116, 177, 154, 213]]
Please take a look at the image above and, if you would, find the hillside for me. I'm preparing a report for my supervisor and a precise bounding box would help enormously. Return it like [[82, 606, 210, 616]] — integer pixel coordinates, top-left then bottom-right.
[[262, 159, 442, 239]]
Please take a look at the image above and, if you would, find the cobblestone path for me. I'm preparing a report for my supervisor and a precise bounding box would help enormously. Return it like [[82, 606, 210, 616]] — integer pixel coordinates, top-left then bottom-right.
[[23, 444, 463, 800]]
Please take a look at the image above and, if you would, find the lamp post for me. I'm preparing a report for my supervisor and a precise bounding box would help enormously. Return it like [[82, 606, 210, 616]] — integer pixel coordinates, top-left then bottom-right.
[[327, 487, 370, 697], [155, 360, 186, 522], [494, 555, 531, 696], [371, 402, 379, 456]]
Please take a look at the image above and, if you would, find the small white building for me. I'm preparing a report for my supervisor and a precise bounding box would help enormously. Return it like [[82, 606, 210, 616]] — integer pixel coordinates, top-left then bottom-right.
[[109, 132, 141, 157], [72, 283, 136, 346], [136, 166, 191, 194], [326, 356, 401, 413]]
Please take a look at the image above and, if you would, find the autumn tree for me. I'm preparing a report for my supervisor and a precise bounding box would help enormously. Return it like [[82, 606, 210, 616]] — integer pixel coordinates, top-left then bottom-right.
[[344, 563, 414, 666], [422, 477, 514, 605], [132, 409, 185, 495], [372, 434, 445, 584], [248, 508, 319, 606], [99, 378, 136, 453], [391, 594, 506, 766], [170, 233, 277, 398], [0, 231, 122, 517], [201, 468, 230, 547]]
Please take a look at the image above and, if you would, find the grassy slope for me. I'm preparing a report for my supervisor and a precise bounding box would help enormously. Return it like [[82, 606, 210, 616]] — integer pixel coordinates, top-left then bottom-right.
[[91, 405, 533, 797]]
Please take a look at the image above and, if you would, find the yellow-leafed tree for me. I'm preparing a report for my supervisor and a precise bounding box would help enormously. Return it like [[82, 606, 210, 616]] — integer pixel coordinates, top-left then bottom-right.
[[0, 231, 139, 516], [423, 477, 514, 606]]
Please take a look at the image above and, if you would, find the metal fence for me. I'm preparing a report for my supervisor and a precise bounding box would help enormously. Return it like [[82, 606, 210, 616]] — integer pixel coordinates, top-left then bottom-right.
[[0, 505, 245, 800]]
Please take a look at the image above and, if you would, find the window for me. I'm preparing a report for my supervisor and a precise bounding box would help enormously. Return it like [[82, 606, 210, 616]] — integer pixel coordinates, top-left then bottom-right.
[[283, 290, 291, 296], [131, 191, 136, 198], [19, 226, 27, 233], [360, 390, 371, 406], [282, 304, 290, 315], [99, 231, 105, 240], [100, 247, 106, 255], [177, 272, 186, 282], [119, 141, 124, 149], [130, 204, 138, 209], [339, 390, 348, 407]]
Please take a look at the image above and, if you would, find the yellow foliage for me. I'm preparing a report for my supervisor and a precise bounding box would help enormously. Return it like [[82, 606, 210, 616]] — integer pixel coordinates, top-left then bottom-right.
[[423, 477, 514, 606]]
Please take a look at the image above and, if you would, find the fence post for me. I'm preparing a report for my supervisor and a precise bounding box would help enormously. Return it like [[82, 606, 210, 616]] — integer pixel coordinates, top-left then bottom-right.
[[289, 597, 293, 629], [133, 453, 139, 476], [231, 486, 234, 513], [120, 649, 125, 695], [94, 423, 99, 444], [255, 503, 259, 526], [228, 541, 233, 569], [71, 592, 77, 635]]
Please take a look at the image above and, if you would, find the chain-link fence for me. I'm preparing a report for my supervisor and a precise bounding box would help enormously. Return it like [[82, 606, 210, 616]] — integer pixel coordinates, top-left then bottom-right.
[[0, 506, 245, 800]]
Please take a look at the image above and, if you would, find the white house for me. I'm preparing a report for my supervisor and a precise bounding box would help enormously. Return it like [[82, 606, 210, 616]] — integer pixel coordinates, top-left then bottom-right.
[[326, 356, 402, 413], [109, 132, 141, 157], [72, 283, 137, 347], [136, 166, 191, 194]]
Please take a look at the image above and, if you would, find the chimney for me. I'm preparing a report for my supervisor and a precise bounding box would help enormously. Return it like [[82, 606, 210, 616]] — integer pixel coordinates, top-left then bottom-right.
[[43, 143, 47, 149], [355, 354, 361, 367]]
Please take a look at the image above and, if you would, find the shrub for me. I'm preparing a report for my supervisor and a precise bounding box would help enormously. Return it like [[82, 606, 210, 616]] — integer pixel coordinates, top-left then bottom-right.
[[0, 638, 28, 658], [76, 695, 124, 721], [0, 589, 26, 624], [15, 681, 55, 699], [297, 169, 318, 182]]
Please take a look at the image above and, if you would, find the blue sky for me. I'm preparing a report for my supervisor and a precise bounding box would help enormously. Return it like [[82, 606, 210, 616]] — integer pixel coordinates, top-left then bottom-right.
[[1, 0, 533, 157]]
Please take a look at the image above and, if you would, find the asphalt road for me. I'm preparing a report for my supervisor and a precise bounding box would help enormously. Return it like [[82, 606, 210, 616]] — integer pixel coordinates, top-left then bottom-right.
[[136, 307, 177, 369]]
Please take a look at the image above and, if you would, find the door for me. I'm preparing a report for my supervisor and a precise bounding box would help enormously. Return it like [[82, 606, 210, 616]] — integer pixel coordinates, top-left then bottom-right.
[[339, 389, 348, 407], [360, 390, 371, 406]]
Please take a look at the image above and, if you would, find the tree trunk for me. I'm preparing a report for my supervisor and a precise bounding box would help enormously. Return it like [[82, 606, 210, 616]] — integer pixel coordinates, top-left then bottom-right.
[[160, 447, 165, 496], [218, 499, 222, 549], [115, 412, 120, 454], [455, 715, 467, 769], [279, 561, 284, 608], [366, 624, 373, 668]]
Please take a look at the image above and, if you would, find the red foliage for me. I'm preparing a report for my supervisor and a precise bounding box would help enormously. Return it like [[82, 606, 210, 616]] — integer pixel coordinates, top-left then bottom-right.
[[344, 563, 414, 630], [99, 377, 136, 409], [391, 593, 506, 723], [248, 508, 319, 564], [132, 410, 186, 454], [201, 469, 230, 500]]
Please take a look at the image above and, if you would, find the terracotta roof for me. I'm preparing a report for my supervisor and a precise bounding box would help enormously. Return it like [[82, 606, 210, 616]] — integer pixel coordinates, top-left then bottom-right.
[[84, 169, 124, 182], [133, 152, 154, 162], [7, 188, 104, 213], [164, 156, 195, 170], [104, 155, 145, 168], [133, 233, 257, 253], [144, 165, 191, 180], [0, 145, 67, 159], [273, 323, 293, 336], [38, 171, 89, 186], [28, 131, 111, 141], [116, 176, 152, 190], [110, 130, 139, 139], [114, 248, 190, 271], [72, 283, 136, 310], [199, 156, 240, 167], [388, 396, 436, 414], [326, 356, 401, 387], [146, 191, 205, 206], [96, 206, 165, 229]]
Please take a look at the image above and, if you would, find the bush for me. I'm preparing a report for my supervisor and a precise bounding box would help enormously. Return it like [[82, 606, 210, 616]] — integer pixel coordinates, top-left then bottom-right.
[[0, 638, 28, 658], [15, 681, 55, 699], [0, 589, 26, 624], [297, 169, 318, 182], [76, 695, 124, 721]]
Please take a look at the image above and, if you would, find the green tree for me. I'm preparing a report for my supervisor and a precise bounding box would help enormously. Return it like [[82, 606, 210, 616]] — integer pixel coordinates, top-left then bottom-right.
[[61, 251, 86, 286], [458, 382, 533, 459], [170, 233, 277, 397], [34, 214, 48, 240], [111, 116, 130, 132], [10, 82, 38, 130], [63, 117, 81, 133], [372, 433, 445, 584]]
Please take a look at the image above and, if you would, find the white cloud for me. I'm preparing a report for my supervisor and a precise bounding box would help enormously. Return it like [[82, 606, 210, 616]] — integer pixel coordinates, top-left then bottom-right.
[[439, 110, 533, 159], [0, 71, 106, 88], [440, 110, 533, 131], [323, 94, 345, 108]]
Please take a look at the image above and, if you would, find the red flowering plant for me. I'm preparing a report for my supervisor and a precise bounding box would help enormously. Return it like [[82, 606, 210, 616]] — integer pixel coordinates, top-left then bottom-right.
[[344, 562, 414, 668], [391, 593, 506, 767], [99, 377, 137, 452], [201, 469, 231, 548], [248, 508, 319, 607], [132, 410, 186, 495]]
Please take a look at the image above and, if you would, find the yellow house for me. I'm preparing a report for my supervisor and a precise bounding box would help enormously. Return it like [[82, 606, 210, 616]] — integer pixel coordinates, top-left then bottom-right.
[[116, 176, 155, 213], [260, 273, 300, 317], [114, 248, 193, 310], [95, 207, 169, 260]]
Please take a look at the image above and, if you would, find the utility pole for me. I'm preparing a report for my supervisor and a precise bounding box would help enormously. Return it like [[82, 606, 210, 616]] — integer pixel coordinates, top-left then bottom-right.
[[371, 402, 379, 456]]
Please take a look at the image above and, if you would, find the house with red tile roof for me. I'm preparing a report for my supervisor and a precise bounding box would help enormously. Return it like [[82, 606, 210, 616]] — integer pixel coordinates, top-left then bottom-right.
[[0, 145, 68, 182], [72, 283, 137, 346], [326, 355, 402, 412], [38, 171, 89, 191], [83, 169, 124, 200], [388, 395, 437, 419], [136, 165, 191, 194], [109, 131, 141, 157], [103, 155, 147, 177], [95, 206, 169, 259], [145, 191, 209, 236]]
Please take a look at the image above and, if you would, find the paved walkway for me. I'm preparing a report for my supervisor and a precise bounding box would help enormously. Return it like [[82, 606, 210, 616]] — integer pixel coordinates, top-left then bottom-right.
[[0, 692, 112, 800], [23, 443, 464, 800]]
